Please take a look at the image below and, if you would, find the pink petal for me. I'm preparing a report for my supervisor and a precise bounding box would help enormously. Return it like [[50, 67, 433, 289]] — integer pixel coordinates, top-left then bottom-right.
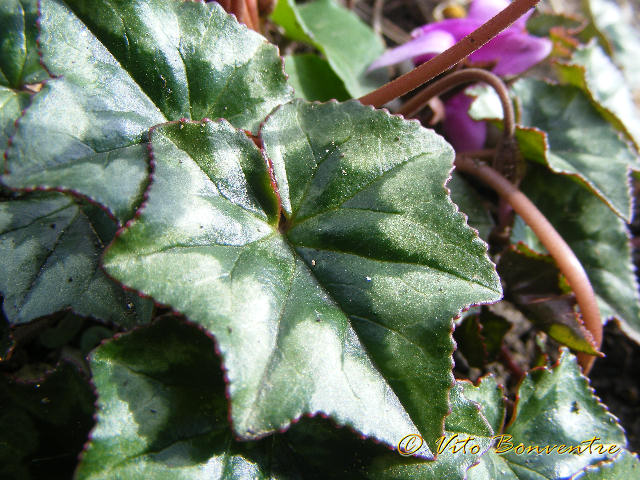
[[468, 31, 552, 75], [467, 0, 533, 30], [411, 18, 480, 41], [368, 29, 456, 71], [467, 0, 510, 23], [443, 92, 487, 152]]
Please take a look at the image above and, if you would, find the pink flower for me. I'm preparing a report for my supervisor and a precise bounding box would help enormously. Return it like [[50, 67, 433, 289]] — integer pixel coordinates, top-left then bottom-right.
[[369, 0, 552, 151]]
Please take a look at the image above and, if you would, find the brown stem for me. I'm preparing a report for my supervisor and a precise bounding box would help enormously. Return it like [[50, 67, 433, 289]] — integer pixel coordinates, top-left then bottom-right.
[[397, 68, 515, 141], [358, 0, 540, 107], [454, 156, 603, 374]]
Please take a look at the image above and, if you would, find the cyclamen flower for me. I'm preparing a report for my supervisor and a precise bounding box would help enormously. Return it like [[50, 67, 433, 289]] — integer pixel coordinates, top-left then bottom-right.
[[369, 0, 552, 151]]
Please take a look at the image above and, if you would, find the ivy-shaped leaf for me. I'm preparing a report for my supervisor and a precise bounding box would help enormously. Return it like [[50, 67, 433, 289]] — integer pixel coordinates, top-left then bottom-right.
[[584, 0, 640, 87], [270, 0, 388, 98], [0, 192, 152, 326], [0, 0, 48, 150], [3, 0, 292, 221], [455, 310, 511, 368], [365, 381, 494, 480], [498, 245, 599, 355], [285, 54, 350, 102], [0, 0, 48, 89], [0, 362, 95, 480], [78, 317, 504, 479], [466, 351, 628, 479], [513, 165, 640, 345], [468, 79, 637, 221], [77, 316, 307, 480], [103, 101, 501, 453], [572, 450, 640, 479], [556, 41, 640, 151], [447, 173, 494, 242]]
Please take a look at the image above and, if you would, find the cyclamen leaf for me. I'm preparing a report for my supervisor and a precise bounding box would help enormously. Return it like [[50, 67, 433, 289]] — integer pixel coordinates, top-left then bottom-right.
[[285, 54, 350, 102], [515, 166, 640, 345], [498, 246, 599, 355], [584, 0, 640, 88], [103, 101, 502, 453], [468, 79, 637, 221], [77, 316, 306, 480], [271, 0, 388, 98], [77, 319, 496, 479], [466, 351, 627, 480], [366, 381, 494, 480], [556, 42, 640, 151], [0, 0, 48, 89], [0, 87, 29, 150], [0, 192, 152, 326], [2, 0, 291, 221], [0, 363, 95, 480], [455, 310, 511, 368], [447, 173, 494, 242], [572, 450, 640, 479]]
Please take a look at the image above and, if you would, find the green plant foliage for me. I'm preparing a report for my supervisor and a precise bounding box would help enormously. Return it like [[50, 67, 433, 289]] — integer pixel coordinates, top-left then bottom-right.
[[0, 0, 48, 150], [556, 41, 640, 150], [0, 0, 48, 89], [102, 101, 501, 452], [285, 54, 350, 102], [76, 316, 306, 480], [466, 351, 627, 479], [469, 79, 638, 221], [2, 0, 292, 221], [271, 0, 388, 97], [497, 245, 599, 354], [0, 193, 152, 326], [514, 166, 640, 345], [584, 0, 640, 87], [525, 12, 585, 38], [455, 310, 511, 368], [572, 450, 640, 479], [365, 381, 494, 479], [447, 173, 494, 241], [0, 362, 95, 480]]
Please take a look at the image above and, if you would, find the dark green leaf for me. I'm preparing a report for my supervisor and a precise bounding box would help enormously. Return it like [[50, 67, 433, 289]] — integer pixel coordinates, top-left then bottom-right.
[[526, 12, 584, 38], [38, 313, 85, 349], [285, 54, 350, 102], [467, 350, 628, 479], [447, 173, 494, 242], [0, 363, 95, 480], [103, 101, 501, 453], [515, 165, 640, 345], [0, 0, 48, 89], [468, 79, 637, 221], [556, 41, 640, 150], [584, 0, 640, 87], [455, 310, 511, 368], [498, 246, 599, 354], [0, 314, 13, 361], [572, 450, 640, 479], [77, 316, 317, 479], [271, 0, 388, 98], [0, 192, 152, 326], [0, 86, 29, 150], [366, 381, 494, 480], [2, 0, 291, 221]]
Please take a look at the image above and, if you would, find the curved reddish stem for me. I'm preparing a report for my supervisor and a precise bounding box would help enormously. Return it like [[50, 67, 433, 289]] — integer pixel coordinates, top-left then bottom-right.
[[358, 0, 540, 107], [397, 68, 515, 141], [455, 156, 603, 374]]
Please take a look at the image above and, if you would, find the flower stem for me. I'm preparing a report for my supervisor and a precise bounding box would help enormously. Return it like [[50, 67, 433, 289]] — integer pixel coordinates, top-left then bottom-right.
[[454, 156, 603, 374], [397, 68, 515, 140], [358, 0, 541, 107]]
